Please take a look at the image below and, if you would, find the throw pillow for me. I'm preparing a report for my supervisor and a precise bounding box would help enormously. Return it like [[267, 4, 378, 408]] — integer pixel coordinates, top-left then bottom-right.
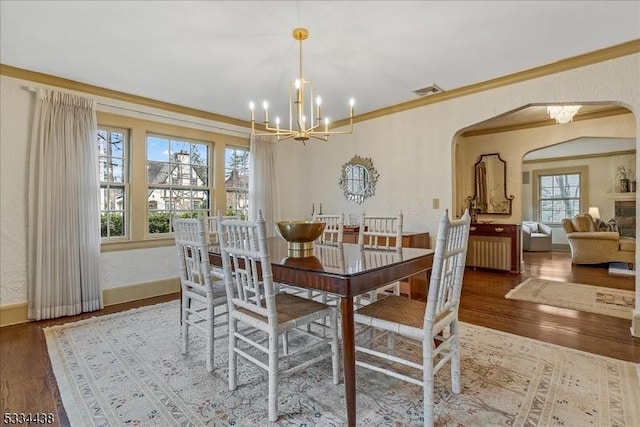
[[594, 218, 609, 232], [607, 218, 620, 233]]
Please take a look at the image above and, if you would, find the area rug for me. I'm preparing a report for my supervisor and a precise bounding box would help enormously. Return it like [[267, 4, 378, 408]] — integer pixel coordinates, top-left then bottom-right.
[[609, 262, 636, 277], [505, 278, 635, 320], [45, 301, 640, 426]]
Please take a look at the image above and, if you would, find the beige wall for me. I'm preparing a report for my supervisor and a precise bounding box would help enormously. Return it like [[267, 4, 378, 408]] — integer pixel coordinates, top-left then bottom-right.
[[455, 113, 636, 246]]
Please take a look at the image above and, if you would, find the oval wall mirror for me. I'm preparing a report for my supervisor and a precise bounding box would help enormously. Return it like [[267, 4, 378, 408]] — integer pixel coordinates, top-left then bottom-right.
[[339, 155, 379, 204]]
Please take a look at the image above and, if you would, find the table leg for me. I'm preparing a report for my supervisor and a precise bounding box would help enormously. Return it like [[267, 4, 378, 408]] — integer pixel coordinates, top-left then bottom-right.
[[340, 296, 356, 427]]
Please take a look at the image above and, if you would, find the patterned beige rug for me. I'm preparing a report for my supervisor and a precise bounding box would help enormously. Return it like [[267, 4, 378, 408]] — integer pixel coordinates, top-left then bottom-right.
[[506, 278, 635, 319], [45, 301, 640, 426]]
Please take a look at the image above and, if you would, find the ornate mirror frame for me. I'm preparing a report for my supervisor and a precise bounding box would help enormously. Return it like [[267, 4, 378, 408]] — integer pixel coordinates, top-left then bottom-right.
[[339, 155, 379, 204], [467, 153, 514, 215]]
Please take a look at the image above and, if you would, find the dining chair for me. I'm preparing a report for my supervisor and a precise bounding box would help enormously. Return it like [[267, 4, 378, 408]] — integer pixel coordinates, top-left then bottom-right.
[[358, 212, 403, 303], [216, 212, 340, 422], [173, 217, 229, 373], [353, 209, 471, 427], [313, 213, 345, 245], [206, 215, 240, 276]]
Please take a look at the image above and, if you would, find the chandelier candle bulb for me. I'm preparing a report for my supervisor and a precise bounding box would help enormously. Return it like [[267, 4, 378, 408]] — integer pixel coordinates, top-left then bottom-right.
[[262, 101, 269, 123], [316, 96, 322, 120], [249, 102, 255, 121]]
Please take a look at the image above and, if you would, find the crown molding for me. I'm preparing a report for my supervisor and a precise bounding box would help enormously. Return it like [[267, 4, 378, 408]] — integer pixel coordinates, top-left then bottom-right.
[[460, 107, 632, 137], [0, 63, 251, 129], [333, 39, 640, 128], [3, 39, 639, 131], [523, 149, 636, 165]]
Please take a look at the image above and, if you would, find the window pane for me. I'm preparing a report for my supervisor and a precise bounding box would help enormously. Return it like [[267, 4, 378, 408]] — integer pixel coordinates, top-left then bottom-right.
[[225, 147, 250, 219], [538, 172, 582, 223], [147, 135, 212, 234], [147, 136, 170, 162], [98, 126, 128, 240]]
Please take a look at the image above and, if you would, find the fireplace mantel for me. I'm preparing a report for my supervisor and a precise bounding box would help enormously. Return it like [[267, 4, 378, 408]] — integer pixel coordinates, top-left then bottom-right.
[[607, 192, 636, 200]]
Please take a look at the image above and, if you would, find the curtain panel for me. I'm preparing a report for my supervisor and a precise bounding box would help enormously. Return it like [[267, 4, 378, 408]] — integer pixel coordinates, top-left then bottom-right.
[[28, 89, 102, 320], [248, 135, 281, 237]]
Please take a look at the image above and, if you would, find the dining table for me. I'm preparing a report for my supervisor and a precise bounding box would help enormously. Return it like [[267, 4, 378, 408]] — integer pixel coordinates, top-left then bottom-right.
[[209, 236, 434, 426]]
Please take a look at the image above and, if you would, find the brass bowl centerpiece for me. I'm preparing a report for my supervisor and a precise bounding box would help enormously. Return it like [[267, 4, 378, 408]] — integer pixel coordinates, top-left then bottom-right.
[[276, 221, 326, 257]]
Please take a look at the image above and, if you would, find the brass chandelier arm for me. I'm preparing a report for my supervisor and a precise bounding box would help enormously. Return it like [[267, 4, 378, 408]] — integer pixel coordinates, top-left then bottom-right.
[[248, 27, 355, 143]]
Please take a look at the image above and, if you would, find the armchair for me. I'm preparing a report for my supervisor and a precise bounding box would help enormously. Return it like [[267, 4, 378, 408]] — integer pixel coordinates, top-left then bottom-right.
[[561, 213, 635, 264], [522, 221, 552, 252]]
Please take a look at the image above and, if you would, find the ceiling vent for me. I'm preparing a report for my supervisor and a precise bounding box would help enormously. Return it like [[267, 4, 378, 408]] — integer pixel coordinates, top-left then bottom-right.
[[413, 84, 444, 97]]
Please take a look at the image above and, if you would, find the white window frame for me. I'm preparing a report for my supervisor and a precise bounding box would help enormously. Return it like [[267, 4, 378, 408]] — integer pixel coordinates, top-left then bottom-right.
[[532, 166, 588, 224], [98, 125, 129, 241]]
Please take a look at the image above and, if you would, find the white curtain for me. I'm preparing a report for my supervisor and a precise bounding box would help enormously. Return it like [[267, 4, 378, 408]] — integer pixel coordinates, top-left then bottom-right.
[[249, 135, 281, 237], [28, 89, 102, 320]]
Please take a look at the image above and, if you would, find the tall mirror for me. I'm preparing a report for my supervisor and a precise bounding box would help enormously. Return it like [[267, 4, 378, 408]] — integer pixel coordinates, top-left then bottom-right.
[[467, 153, 513, 214]]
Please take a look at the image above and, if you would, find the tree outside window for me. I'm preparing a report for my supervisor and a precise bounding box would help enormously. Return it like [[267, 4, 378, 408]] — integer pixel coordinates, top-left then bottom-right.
[[98, 126, 128, 239], [225, 147, 250, 219], [538, 173, 581, 223]]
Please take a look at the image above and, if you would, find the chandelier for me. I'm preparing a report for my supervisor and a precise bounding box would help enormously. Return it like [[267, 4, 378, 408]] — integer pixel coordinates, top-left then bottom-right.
[[546, 105, 581, 124], [249, 28, 354, 143]]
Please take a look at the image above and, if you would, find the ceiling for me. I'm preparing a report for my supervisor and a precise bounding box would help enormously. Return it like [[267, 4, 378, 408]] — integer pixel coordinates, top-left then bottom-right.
[[1, 1, 639, 127]]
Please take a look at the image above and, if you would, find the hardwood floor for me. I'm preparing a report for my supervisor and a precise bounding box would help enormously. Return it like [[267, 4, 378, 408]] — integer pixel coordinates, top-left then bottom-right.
[[1, 251, 638, 426]]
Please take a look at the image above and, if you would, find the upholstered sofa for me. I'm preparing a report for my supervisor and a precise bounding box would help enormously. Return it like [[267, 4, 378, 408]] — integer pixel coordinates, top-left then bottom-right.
[[561, 213, 635, 264], [522, 221, 552, 252]]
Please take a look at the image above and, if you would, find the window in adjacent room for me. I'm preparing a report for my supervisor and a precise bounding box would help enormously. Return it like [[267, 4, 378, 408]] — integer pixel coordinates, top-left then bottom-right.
[[533, 166, 587, 223], [147, 134, 211, 234], [98, 126, 128, 239], [224, 146, 250, 219]]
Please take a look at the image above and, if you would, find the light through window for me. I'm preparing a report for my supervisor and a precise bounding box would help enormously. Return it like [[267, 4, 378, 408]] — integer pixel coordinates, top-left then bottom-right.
[[538, 173, 581, 223], [98, 126, 128, 239], [225, 147, 250, 219], [147, 135, 210, 234]]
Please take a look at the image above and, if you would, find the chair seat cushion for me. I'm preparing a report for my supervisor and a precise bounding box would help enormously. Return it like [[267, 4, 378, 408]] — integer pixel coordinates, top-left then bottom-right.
[[237, 292, 330, 325], [356, 295, 426, 329], [187, 280, 227, 299], [530, 232, 548, 239], [620, 237, 636, 252]]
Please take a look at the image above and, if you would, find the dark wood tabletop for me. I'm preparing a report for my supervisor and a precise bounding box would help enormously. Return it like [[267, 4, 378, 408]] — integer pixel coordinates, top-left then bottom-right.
[[210, 237, 434, 426]]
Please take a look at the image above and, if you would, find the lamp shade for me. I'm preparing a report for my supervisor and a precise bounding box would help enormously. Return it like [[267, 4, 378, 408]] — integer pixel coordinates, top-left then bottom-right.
[[588, 207, 600, 220]]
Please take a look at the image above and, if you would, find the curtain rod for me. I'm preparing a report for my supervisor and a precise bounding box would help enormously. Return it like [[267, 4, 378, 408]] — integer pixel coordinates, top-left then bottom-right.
[[22, 85, 250, 136]]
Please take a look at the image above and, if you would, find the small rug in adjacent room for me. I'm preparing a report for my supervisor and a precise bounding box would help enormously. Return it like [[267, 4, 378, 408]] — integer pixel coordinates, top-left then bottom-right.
[[505, 278, 635, 319], [44, 301, 640, 426], [609, 262, 636, 277]]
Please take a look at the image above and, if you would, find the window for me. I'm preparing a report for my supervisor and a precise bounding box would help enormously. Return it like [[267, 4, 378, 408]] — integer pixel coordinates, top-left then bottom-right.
[[147, 134, 211, 234], [224, 147, 250, 219], [535, 167, 587, 223], [98, 126, 128, 239]]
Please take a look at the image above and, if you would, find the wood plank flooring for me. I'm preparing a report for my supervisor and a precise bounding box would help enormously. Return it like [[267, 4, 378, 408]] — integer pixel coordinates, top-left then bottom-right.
[[1, 251, 638, 426]]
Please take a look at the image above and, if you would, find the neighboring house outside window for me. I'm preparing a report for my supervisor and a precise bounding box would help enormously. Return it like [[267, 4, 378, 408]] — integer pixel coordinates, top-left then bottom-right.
[[225, 147, 250, 219], [533, 166, 588, 223], [147, 134, 211, 234], [97, 111, 249, 250], [98, 126, 128, 239]]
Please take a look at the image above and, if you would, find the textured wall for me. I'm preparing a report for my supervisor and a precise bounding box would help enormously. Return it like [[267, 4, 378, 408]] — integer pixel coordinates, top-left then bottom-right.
[[1, 54, 639, 313], [274, 55, 640, 243]]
